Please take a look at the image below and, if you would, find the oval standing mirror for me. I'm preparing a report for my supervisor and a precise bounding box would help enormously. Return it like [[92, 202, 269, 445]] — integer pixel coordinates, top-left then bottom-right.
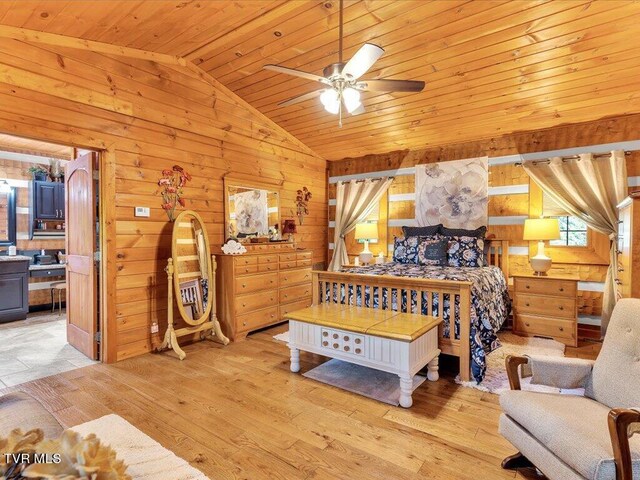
[[171, 210, 212, 326]]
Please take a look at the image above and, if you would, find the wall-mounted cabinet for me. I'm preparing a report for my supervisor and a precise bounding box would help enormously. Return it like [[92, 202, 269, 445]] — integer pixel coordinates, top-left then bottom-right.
[[30, 181, 65, 239]]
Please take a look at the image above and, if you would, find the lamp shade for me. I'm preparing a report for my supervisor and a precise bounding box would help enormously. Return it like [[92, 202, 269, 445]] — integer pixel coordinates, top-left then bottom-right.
[[354, 222, 378, 240], [523, 218, 560, 241]]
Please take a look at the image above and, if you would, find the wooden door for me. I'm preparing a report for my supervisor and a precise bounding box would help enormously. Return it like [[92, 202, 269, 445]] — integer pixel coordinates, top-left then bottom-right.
[[65, 152, 98, 359]]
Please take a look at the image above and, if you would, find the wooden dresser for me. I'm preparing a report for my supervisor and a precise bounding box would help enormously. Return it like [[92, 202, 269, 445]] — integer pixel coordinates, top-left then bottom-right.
[[215, 243, 313, 341], [512, 274, 579, 347], [617, 195, 640, 298]]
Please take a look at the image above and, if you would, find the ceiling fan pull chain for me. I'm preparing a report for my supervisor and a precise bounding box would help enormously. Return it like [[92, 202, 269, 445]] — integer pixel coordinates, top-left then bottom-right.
[[339, 0, 343, 64]]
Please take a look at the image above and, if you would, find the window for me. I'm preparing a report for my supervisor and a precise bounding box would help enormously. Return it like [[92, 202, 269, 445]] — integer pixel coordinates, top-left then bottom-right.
[[550, 216, 588, 247]]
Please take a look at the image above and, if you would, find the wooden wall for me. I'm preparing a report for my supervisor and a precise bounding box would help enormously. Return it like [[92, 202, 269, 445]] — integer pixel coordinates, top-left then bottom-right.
[[328, 113, 640, 319], [0, 155, 66, 307], [0, 38, 326, 362]]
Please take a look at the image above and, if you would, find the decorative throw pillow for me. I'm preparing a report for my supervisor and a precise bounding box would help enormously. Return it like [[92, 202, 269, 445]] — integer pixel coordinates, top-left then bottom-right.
[[446, 236, 485, 267], [417, 237, 448, 266], [393, 236, 421, 264], [440, 225, 487, 239], [402, 224, 442, 237]]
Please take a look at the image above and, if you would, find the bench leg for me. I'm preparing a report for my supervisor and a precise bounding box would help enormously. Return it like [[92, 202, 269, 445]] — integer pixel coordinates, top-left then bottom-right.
[[289, 347, 300, 373], [427, 355, 439, 381], [398, 375, 413, 408]]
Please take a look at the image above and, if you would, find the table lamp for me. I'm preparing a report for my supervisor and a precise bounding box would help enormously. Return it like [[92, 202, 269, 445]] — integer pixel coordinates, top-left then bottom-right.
[[523, 218, 560, 276], [355, 222, 378, 265]]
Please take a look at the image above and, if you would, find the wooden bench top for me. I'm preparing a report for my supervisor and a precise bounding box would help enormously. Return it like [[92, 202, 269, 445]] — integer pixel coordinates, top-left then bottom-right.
[[285, 304, 443, 342]]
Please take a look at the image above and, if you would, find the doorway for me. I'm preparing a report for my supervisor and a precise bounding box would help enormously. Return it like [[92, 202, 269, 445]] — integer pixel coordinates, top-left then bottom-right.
[[0, 133, 103, 388]]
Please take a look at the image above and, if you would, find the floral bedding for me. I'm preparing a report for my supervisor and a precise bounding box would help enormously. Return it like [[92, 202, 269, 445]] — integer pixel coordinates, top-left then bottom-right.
[[334, 262, 511, 382]]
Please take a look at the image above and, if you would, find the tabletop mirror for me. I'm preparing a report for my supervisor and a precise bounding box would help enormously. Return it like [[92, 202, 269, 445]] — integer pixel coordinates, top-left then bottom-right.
[[160, 209, 228, 359], [224, 177, 281, 241]]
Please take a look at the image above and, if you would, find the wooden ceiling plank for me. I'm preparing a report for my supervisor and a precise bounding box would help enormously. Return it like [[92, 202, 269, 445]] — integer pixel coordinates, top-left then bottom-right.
[[17, 1, 69, 30], [74, 1, 142, 41], [185, 0, 322, 62], [0, 132, 73, 159], [158, 0, 287, 56], [265, 3, 635, 126], [275, 14, 640, 133], [0, 25, 186, 66], [214, 0, 473, 91], [241, 0, 595, 106]]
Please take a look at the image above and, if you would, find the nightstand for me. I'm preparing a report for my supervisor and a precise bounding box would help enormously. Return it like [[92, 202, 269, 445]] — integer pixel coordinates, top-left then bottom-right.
[[512, 273, 579, 347]]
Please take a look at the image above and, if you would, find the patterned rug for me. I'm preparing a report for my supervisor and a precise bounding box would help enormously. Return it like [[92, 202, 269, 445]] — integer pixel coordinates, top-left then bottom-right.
[[274, 330, 582, 396]]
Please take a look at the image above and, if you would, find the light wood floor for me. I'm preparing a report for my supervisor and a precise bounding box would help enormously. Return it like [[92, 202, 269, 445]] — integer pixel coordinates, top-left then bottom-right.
[[0, 324, 600, 480]]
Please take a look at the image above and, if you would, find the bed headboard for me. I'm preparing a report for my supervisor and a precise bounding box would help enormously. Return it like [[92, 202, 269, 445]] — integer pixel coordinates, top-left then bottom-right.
[[486, 239, 509, 280]]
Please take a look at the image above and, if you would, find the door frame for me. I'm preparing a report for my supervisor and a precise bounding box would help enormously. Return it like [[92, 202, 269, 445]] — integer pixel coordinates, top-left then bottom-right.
[[0, 130, 116, 363]]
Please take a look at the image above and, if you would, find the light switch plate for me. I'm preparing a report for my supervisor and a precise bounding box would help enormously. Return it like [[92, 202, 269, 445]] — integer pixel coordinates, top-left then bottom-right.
[[150, 323, 159, 334], [135, 206, 150, 217]]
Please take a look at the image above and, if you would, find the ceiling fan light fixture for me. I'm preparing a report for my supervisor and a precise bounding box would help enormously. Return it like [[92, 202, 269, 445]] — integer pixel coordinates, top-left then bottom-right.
[[320, 88, 340, 114], [342, 87, 361, 113]]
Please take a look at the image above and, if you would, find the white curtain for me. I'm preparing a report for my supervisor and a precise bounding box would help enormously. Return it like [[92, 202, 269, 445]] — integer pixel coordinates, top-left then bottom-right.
[[328, 178, 393, 271], [523, 151, 627, 333]]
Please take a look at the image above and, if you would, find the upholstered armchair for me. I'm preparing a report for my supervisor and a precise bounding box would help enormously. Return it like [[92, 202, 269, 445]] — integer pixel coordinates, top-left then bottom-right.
[[500, 298, 640, 480]]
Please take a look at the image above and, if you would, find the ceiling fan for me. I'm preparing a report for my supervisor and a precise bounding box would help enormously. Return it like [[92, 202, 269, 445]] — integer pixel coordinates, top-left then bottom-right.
[[263, 0, 425, 127]]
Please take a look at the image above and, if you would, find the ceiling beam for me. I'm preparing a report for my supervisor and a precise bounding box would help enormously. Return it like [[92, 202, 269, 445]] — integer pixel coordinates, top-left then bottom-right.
[[0, 25, 187, 67]]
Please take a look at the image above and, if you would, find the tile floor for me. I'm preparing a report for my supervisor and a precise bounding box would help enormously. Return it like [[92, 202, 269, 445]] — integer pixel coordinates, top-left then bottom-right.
[[0, 311, 97, 388]]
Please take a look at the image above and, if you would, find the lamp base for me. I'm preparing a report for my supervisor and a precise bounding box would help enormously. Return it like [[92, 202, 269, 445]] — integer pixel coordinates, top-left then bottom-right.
[[359, 252, 373, 265], [530, 256, 552, 276]]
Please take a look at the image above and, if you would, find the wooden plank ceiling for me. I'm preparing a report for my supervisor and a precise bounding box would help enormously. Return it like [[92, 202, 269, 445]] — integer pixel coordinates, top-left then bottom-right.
[[0, 133, 73, 159], [0, 0, 639, 160]]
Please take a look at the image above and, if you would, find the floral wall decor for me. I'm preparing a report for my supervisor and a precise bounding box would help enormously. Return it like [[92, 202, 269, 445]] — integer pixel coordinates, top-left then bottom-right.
[[415, 157, 488, 229], [157, 165, 191, 221], [295, 186, 312, 225]]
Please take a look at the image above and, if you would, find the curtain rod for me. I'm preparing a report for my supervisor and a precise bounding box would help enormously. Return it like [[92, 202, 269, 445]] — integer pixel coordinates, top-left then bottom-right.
[[514, 150, 631, 167], [337, 176, 395, 184]]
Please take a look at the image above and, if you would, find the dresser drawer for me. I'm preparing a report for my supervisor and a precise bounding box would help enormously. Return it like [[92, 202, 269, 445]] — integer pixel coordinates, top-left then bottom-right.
[[235, 291, 278, 315], [515, 277, 576, 297], [516, 293, 575, 319], [237, 306, 279, 332], [515, 314, 576, 341], [280, 268, 311, 286], [281, 297, 312, 317], [280, 260, 298, 270], [236, 264, 259, 275], [257, 263, 277, 273], [296, 259, 312, 268], [234, 256, 258, 267], [280, 283, 312, 303], [258, 254, 278, 264], [234, 272, 278, 294], [279, 252, 297, 262], [296, 251, 312, 260]]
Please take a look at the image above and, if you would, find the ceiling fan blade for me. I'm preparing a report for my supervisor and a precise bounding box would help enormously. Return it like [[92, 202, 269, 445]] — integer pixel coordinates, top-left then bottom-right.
[[342, 43, 384, 80], [264, 64, 329, 85], [278, 90, 324, 107], [357, 79, 425, 92]]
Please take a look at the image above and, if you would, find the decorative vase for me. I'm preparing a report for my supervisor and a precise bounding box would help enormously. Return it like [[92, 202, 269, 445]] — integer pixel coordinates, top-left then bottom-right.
[[298, 214, 304, 225]]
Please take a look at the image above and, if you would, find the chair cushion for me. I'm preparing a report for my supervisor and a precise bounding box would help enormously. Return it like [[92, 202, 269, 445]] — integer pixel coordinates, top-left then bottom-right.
[[586, 298, 640, 409], [500, 390, 640, 480], [0, 392, 63, 439]]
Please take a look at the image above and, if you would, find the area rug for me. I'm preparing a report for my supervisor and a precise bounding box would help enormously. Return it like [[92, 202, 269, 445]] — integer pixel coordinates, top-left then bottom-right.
[[457, 332, 584, 396], [275, 330, 584, 396], [304, 359, 427, 406], [72, 414, 209, 480]]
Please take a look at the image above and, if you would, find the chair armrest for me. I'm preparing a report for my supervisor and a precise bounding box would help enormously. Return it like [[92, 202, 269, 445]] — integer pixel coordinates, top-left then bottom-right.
[[527, 355, 594, 389], [505, 355, 529, 391], [608, 408, 640, 480]]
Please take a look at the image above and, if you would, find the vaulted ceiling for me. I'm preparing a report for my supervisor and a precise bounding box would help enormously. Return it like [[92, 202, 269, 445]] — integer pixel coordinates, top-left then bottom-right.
[[1, 0, 639, 160]]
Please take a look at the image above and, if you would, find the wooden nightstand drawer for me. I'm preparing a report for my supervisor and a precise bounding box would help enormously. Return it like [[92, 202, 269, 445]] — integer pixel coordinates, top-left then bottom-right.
[[515, 314, 576, 342], [516, 293, 575, 319], [515, 277, 576, 297]]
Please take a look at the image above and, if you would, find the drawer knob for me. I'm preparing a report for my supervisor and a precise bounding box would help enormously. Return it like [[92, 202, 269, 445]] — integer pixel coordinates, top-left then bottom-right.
[[322, 341, 328, 346], [270, 314, 275, 318], [242, 303, 246, 308], [333, 333, 338, 339], [242, 284, 246, 288], [284, 294, 288, 298], [559, 287, 564, 292], [344, 336, 350, 341], [559, 306, 564, 311], [355, 348, 361, 354], [525, 303, 530, 307], [284, 277, 288, 281], [243, 321, 247, 326], [245, 268, 249, 272], [355, 338, 361, 344], [333, 343, 339, 349], [559, 327, 564, 331], [525, 285, 530, 289], [344, 346, 350, 352], [525, 322, 530, 327], [322, 332, 328, 337]]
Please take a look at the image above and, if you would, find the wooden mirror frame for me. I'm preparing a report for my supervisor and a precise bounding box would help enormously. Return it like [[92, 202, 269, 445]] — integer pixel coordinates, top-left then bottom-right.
[[171, 209, 213, 326], [223, 175, 283, 240]]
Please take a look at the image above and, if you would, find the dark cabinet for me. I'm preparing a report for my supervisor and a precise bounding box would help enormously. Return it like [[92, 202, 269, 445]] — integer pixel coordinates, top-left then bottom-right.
[[34, 181, 65, 220], [0, 259, 29, 323]]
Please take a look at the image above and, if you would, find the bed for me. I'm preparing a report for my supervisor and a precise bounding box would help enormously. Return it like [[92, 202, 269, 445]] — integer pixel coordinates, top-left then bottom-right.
[[312, 240, 511, 382]]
